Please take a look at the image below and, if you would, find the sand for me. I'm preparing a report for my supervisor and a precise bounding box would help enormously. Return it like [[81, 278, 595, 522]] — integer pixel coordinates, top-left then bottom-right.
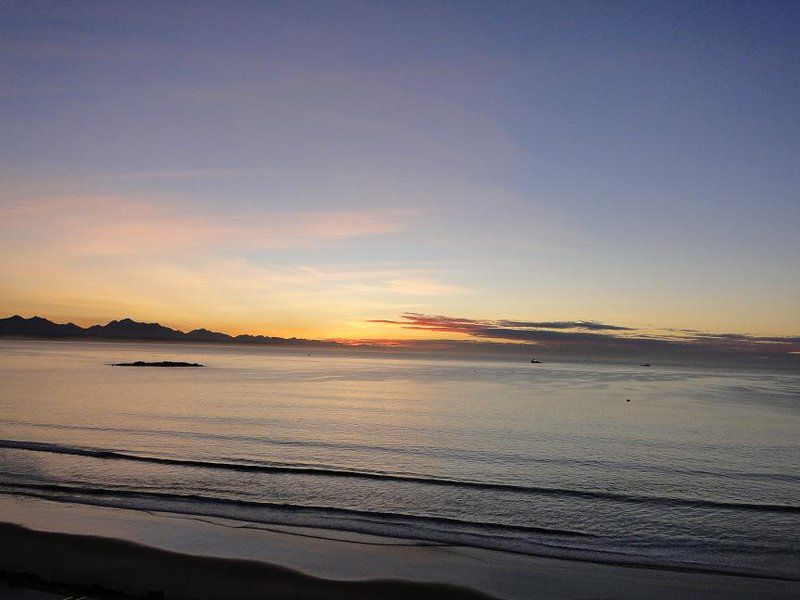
[[0, 495, 798, 599], [0, 521, 488, 599]]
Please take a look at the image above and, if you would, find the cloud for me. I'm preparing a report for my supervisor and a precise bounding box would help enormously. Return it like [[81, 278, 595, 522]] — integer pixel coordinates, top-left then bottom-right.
[[1, 195, 411, 256], [129, 260, 467, 301], [384, 279, 469, 296], [496, 320, 633, 331], [0, 195, 444, 330], [369, 313, 800, 358], [336, 279, 469, 296], [94, 168, 282, 181], [369, 313, 631, 333]]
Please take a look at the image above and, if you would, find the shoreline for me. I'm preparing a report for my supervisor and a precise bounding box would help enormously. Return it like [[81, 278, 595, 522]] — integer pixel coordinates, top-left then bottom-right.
[[0, 521, 488, 599], [5, 484, 798, 583], [1, 496, 798, 599]]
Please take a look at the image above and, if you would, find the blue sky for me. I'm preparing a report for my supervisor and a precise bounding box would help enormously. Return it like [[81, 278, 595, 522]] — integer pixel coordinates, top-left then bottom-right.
[[1, 1, 798, 347]]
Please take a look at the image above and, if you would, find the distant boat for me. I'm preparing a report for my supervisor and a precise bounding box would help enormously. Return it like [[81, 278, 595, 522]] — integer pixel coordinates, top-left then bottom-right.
[[531, 358, 542, 364], [640, 362, 651, 367]]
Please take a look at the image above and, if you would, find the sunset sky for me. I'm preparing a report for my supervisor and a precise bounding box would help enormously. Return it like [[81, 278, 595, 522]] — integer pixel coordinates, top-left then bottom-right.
[[2, 2, 799, 351]]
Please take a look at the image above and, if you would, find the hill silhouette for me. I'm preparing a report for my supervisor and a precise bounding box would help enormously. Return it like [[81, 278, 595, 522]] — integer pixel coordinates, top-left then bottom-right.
[[0, 315, 339, 347]]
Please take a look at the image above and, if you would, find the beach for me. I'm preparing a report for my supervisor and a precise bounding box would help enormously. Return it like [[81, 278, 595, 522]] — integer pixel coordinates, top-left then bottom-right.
[[1, 495, 799, 599], [0, 521, 485, 599], [1, 341, 798, 598]]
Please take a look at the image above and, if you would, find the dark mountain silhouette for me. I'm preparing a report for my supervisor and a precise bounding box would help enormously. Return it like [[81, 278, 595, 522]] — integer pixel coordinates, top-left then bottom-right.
[[0, 315, 84, 337], [84, 318, 187, 340], [232, 333, 292, 344], [0, 315, 339, 347], [185, 328, 232, 342]]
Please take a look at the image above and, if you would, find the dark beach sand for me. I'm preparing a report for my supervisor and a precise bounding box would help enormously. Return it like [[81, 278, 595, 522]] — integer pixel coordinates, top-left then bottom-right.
[[2, 496, 798, 599], [0, 522, 489, 599]]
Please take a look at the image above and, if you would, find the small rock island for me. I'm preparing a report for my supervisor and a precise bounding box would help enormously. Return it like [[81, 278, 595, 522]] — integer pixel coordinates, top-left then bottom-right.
[[112, 361, 204, 367]]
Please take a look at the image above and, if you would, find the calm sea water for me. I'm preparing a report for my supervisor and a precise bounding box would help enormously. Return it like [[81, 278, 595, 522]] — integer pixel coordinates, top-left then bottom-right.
[[1, 340, 798, 579]]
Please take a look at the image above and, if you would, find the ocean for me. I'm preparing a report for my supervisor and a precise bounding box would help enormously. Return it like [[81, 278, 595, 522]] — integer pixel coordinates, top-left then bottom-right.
[[1, 340, 798, 580]]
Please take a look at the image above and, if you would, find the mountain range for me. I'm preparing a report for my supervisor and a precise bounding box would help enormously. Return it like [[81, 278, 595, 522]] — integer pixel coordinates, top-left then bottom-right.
[[0, 315, 340, 347]]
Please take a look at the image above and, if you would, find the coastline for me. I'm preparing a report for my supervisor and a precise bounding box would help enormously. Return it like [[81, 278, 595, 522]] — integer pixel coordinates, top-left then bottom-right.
[[1, 495, 798, 599], [0, 521, 488, 599]]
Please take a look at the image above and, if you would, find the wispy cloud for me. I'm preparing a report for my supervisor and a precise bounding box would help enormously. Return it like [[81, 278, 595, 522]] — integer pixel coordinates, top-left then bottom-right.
[[370, 313, 631, 333], [497, 320, 632, 331], [345, 279, 469, 296], [94, 168, 282, 181], [1, 195, 412, 255], [370, 313, 800, 358]]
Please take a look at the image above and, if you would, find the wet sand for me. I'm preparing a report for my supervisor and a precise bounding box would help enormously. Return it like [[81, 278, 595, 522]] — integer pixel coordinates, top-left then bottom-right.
[[0, 521, 488, 599], [1, 496, 798, 599]]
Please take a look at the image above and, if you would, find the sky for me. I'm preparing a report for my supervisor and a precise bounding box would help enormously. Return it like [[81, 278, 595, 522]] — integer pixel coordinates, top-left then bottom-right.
[[1, 1, 799, 357]]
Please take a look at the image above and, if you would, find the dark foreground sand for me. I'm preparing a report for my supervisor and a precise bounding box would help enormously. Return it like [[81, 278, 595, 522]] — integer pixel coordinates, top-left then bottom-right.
[[0, 522, 489, 599], [2, 496, 798, 599]]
